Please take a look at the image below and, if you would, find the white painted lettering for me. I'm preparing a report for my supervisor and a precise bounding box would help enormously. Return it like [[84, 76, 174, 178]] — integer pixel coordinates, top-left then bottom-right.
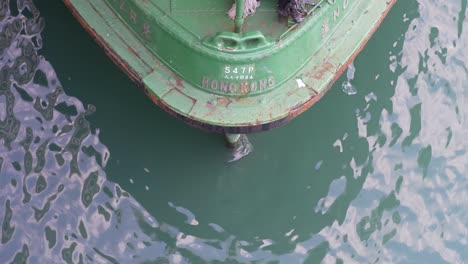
[[202, 77, 210, 88], [240, 82, 249, 94], [220, 82, 229, 92], [211, 80, 218, 90], [250, 82, 257, 92], [229, 83, 237, 93], [268, 76, 276, 87], [259, 79, 267, 90]]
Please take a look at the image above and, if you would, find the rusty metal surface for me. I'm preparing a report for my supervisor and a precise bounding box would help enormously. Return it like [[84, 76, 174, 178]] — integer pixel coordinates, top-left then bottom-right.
[[63, 0, 397, 134]]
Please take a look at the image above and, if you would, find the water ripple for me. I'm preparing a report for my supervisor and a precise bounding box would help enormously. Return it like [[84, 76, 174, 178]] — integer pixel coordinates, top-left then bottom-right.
[[0, 0, 467, 263]]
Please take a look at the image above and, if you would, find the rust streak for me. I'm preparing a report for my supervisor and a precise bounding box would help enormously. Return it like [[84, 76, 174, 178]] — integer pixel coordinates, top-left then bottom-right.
[[127, 46, 140, 58], [175, 77, 184, 88], [217, 97, 233, 108], [309, 62, 334, 80]]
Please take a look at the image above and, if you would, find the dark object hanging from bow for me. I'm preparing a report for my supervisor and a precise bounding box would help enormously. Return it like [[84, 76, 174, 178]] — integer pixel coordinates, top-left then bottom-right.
[[278, 0, 318, 23]]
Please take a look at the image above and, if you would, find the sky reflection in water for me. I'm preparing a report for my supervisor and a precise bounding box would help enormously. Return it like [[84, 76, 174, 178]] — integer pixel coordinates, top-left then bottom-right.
[[0, 0, 467, 263]]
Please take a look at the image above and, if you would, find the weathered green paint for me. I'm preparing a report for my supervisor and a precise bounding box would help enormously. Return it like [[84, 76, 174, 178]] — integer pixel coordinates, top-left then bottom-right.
[[64, 0, 397, 133]]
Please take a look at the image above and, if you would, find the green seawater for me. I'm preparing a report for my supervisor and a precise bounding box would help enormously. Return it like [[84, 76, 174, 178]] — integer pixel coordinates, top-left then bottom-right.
[[0, 0, 467, 263]]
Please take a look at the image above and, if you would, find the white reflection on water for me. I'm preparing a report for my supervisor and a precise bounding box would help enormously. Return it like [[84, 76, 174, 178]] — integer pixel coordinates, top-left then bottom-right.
[[321, 0, 468, 263], [1, 0, 467, 263]]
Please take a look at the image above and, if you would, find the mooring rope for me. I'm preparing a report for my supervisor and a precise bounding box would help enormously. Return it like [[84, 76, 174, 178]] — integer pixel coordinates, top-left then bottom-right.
[[227, 0, 261, 20]]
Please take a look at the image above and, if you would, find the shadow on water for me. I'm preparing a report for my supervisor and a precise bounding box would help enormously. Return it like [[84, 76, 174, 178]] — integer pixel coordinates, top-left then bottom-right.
[[1, 0, 467, 263]]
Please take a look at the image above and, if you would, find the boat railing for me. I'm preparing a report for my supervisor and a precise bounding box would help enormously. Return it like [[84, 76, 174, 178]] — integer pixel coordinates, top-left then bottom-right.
[[234, 0, 245, 33]]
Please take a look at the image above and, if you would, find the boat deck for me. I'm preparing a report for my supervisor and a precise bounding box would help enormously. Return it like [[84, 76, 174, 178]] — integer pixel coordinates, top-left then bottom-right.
[[65, 0, 397, 133], [153, 0, 290, 40]]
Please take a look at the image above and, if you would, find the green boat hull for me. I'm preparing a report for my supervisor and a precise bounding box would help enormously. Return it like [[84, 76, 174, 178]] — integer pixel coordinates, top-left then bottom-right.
[[64, 0, 397, 133]]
